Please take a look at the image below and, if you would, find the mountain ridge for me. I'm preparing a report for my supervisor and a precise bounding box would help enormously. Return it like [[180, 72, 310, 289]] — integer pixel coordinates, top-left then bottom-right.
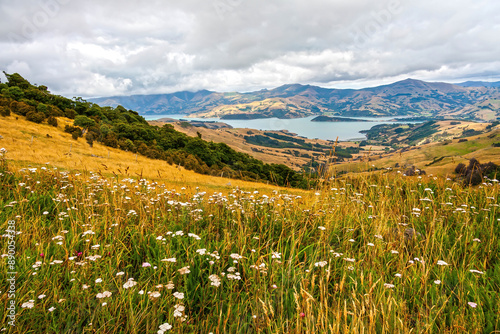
[[90, 78, 500, 121]]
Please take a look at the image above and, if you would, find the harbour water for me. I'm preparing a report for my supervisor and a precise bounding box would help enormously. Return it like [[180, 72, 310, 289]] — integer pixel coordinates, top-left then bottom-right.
[[145, 114, 418, 141]]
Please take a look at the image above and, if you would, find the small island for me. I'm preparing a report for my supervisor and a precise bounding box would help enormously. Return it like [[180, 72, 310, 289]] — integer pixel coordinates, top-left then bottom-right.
[[311, 115, 370, 122]]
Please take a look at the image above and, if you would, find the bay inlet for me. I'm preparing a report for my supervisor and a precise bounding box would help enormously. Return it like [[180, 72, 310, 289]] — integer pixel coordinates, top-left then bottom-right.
[[145, 114, 420, 141]]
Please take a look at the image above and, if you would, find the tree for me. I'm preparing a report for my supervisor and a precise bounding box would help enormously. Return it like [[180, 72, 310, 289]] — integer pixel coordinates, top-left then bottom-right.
[[100, 124, 111, 137], [1, 86, 24, 101], [74, 115, 96, 129], [36, 103, 48, 114], [3, 72, 30, 89]]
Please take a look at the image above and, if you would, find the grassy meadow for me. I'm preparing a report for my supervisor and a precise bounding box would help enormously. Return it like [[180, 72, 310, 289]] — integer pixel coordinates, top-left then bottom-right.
[[1, 115, 500, 333]]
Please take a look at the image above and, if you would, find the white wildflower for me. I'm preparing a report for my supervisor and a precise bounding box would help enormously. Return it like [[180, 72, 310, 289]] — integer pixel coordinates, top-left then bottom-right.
[[21, 300, 35, 308], [178, 266, 191, 275], [158, 322, 172, 333], [314, 261, 328, 267], [230, 253, 243, 260], [96, 291, 112, 298], [148, 291, 161, 299], [123, 280, 138, 289], [209, 274, 221, 287], [161, 258, 176, 263], [173, 292, 184, 300]]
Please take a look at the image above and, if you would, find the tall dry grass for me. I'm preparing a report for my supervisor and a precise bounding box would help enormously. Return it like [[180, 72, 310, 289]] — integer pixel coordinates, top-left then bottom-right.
[[0, 145, 498, 333]]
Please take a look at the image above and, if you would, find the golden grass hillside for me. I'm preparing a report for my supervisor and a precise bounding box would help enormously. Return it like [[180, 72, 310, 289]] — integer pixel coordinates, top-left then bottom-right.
[[0, 114, 306, 195], [332, 125, 500, 176]]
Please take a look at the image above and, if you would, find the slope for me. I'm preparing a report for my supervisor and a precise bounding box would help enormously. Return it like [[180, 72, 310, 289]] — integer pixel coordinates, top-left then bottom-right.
[[0, 113, 300, 192]]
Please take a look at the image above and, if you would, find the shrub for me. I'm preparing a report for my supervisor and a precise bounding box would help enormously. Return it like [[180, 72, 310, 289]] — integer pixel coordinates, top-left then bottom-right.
[[64, 125, 82, 140], [0, 106, 10, 117], [465, 170, 482, 186], [455, 159, 500, 186], [103, 133, 119, 148], [10, 101, 34, 116], [64, 108, 77, 119], [47, 116, 58, 127], [404, 166, 426, 176], [455, 163, 466, 174], [25, 111, 46, 123], [85, 132, 94, 147], [47, 105, 64, 117]]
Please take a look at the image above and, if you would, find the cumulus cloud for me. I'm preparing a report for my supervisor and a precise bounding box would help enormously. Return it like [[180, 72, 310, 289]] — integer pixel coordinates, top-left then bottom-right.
[[0, 0, 499, 97]]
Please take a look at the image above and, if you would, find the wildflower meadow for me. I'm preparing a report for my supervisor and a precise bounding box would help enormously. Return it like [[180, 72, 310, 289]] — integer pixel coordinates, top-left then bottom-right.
[[1, 150, 499, 333]]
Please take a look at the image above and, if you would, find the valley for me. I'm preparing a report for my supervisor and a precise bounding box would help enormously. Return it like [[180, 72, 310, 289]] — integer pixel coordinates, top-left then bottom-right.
[[150, 117, 500, 178]]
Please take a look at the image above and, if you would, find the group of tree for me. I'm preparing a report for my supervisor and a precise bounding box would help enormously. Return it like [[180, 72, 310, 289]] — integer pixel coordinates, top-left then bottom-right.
[[0, 72, 313, 188]]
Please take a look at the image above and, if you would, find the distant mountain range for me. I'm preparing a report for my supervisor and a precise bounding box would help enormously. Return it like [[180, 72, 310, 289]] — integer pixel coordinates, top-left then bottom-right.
[[90, 79, 500, 121], [456, 81, 500, 88]]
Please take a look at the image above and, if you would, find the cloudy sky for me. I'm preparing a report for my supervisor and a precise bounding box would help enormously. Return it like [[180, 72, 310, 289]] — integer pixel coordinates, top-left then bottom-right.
[[1, 0, 499, 98]]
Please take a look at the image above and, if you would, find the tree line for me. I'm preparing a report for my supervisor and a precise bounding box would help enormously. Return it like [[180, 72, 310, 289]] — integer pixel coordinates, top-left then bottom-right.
[[0, 72, 314, 188]]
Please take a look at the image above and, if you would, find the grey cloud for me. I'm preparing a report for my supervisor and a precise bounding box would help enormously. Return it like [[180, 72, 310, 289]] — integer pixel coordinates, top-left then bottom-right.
[[0, 0, 499, 97]]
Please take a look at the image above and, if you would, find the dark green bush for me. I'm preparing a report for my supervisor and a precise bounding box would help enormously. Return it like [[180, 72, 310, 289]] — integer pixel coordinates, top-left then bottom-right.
[[47, 116, 58, 127], [25, 110, 46, 123]]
